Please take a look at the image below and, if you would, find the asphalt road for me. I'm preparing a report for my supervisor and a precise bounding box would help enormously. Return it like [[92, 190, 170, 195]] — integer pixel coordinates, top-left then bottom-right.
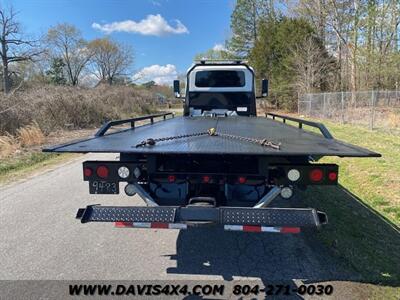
[[0, 154, 358, 284]]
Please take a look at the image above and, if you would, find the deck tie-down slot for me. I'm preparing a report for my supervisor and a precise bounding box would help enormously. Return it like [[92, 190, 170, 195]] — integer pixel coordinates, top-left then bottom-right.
[[77, 205, 326, 227]]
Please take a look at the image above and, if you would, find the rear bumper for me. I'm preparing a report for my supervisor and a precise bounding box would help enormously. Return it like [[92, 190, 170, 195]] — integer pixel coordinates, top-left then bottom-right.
[[76, 205, 327, 230]]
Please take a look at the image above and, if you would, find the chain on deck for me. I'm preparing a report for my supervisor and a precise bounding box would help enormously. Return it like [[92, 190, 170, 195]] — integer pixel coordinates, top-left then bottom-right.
[[135, 127, 281, 150]]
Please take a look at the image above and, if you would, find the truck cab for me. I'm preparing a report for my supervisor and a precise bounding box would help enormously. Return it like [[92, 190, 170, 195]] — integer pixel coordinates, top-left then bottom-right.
[[174, 61, 268, 117]]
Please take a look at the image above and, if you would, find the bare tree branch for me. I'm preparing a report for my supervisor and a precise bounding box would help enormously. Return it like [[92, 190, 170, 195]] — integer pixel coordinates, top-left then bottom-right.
[[0, 5, 42, 93], [87, 37, 133, 85], [46, 23, 92, 86]]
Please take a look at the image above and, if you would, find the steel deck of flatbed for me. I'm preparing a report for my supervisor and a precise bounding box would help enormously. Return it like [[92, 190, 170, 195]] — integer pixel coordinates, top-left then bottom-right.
[[43, 116, 380, 157]]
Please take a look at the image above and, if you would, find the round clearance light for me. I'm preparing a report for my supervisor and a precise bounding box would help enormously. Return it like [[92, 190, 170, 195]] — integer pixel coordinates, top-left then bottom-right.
[[287, 169, 300, 181], [118, 166, 130, 179], [124, 184, 137, 196], [328, 171, 338, 181], [309, 169, 323, 182], [238, 176, 247, 184], [168, 175, 176, 183], [202, 175, 211, 183], [83, 167, 93, 177], [133, 167, 141, 178], [281, 187, 293, 199], [96, 166, 109, 178]]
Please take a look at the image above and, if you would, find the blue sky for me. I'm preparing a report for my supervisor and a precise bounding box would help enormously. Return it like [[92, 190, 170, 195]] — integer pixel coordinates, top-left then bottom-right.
[[4, 0, 236, 84]]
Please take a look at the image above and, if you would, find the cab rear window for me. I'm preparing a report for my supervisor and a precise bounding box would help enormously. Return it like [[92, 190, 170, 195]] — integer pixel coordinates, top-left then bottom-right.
[[195, 70, 245, 87]]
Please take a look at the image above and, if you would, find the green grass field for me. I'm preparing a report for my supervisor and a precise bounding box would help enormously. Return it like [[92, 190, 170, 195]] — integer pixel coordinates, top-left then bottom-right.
[[295, 119, 400, 288], [318, 121, 400, 225]]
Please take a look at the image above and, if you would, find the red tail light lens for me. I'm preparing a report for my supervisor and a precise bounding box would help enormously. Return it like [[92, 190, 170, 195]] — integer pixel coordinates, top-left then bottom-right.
[[238, 176, 247, 184], [202, 175, 211, 183], [167, 175, 176, 183], [328, 172, 338, 181], [309, 169, 323, 182], [96, 166, 109, 178], [83, 167, 92, 177]]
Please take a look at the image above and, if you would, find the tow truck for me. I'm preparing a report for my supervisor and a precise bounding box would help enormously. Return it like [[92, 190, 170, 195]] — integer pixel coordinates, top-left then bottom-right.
[[44, 61, 380, 233]]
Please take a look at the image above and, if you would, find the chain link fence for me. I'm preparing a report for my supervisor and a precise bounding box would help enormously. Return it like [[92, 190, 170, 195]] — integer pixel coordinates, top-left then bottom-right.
[[298, 91, 400, 130]]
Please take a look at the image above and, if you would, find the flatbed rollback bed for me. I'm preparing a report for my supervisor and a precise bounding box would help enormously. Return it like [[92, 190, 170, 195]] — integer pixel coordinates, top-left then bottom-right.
[[44, 61, 380, 234]]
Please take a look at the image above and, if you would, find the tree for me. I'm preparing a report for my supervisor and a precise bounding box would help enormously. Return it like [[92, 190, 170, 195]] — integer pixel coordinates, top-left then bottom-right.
[[295, 0, 400, 91], [88, 38, 133, 85], [295, 0, 328, 45], [0, 6, 41, 93], [194, 46, 235, 61], [289, 37, 336, 95], [228, 0, 278, 57], [250, 17, 317, 109], [46, 57, 66, 85], [46, 23, 92, 86]]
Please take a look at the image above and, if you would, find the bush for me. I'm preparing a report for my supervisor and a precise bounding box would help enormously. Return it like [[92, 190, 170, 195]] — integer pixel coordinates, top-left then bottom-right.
[[0, 134, 20, 158], [0, 84, 157, 135], [17, 122, 45, 146]]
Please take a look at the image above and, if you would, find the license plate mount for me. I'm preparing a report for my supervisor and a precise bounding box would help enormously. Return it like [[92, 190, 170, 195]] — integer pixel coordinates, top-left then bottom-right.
[[89, 181, 119, 194]]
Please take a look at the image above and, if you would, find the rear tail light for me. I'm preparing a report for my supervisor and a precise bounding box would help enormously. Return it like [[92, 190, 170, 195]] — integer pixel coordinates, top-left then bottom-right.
[[328, 171, 338, 181], [167, 175, 176, 183], [202, 175, 211, 183], [309, 169, 323, 182], [238, 176, 247, 184], [96, 166, 109, 178], [83, 167, 92, 177]]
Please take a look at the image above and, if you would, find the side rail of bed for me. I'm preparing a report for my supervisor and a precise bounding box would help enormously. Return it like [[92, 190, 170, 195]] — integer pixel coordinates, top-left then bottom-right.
[[266, 113, 333, 139], [95, 112, 175, 137]]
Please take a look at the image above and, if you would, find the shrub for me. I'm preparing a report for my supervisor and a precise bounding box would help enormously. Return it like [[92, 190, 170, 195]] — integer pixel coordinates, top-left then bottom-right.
[[0, 134, 20, 158], [0, 84, 158, 135], [17, 122, 45, 146]]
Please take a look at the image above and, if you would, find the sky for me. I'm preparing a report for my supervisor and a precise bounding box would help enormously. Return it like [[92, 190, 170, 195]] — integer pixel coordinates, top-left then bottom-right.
[[4, 0, 236, 85]]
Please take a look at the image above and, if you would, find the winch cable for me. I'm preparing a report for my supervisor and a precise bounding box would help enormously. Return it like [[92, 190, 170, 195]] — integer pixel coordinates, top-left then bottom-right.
[[135, 126, 281, 150]]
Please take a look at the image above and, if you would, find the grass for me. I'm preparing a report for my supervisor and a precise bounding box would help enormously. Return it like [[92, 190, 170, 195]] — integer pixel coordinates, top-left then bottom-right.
[[16, 122, 45, 146], [316, 120, 399, 225], [291, 119, 400, 289], [0, 151, 78, 184], [0, 122, 81, 185], [303, 186, 400, 283], [282, 116, 400, 224], [369, 285, 400, 299], [0, 134, 19, 157]]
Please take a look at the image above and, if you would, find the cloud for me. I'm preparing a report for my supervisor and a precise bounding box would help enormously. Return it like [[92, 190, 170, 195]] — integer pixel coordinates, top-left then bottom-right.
[[213, 43, 226, 51], [80, 73, 100, 87], [150, 0, 162, 6], [133, 64, 177, 85], [92, 14, 189, 36]]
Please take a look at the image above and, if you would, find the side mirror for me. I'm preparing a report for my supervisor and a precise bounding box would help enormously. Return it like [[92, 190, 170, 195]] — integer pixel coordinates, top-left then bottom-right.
[[173, 80, 181, 98], [261, 79, 268, 97]]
